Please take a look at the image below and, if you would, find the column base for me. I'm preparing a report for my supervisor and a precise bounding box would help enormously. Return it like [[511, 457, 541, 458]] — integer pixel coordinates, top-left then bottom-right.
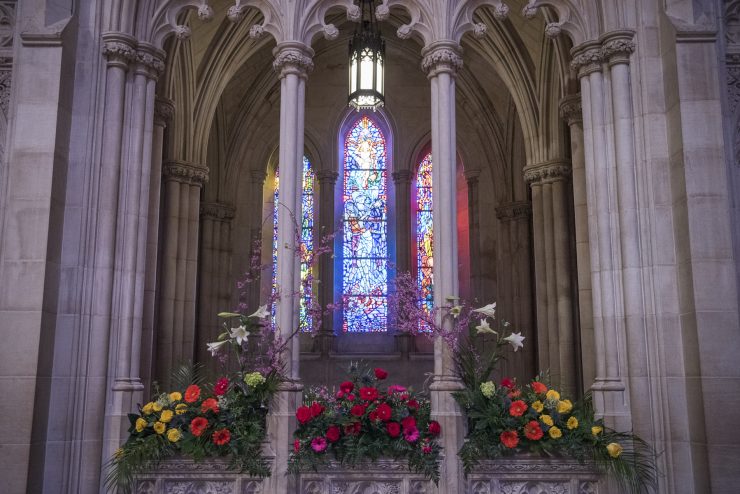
[[265, 380, 303, 492], [590, 377, 632, 431], [430, 375, 465, 494]]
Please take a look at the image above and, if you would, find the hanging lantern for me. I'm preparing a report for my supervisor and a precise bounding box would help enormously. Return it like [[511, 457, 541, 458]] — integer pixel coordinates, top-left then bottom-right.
[[348, 0, 385, 110]]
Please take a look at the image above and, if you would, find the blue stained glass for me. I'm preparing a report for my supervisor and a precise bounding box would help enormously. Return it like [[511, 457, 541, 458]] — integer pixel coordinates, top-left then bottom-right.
[[342, 116, 389, 332], [416, 153, 433, 329], [273, 156, 314, 332]]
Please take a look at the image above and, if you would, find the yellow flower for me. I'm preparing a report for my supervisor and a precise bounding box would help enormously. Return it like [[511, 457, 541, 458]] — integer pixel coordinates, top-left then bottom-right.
[[591, 425, 603, 436], [160, 409, 174, 423], [607, 442, 623, 458], [532, 400, 544, 413], [153, 421, 166, 435], [548, 426, 562, 439], [480, 381, 496, 398], [135, 417, 147, 433], [244, 371, 267, 387], [557, 399, 573, 414], [545, 390, 560, 401], [166, 428, 182, 443], [567, 417, 579, 430], [540, 414, 554, 427], [142, 402, 154, 415], [114, 448, 125, 459], [175, 403, 188, 415], [153, 402, 163, 412], [169, 392, 182, 402]]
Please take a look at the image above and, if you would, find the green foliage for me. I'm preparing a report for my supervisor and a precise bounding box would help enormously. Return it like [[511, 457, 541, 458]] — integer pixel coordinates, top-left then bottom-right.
[[288, 364, 442, 484]]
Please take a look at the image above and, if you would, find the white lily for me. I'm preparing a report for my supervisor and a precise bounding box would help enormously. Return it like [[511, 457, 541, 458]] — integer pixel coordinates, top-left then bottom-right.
[[449, 305, 463, 318], [229, 324, 249, 345], [503, 332, 525, 352], [206, 340, 228, 356], [249, 304, 270, 319], [473, 302, 497, 319], [476, 319, 497, 335]]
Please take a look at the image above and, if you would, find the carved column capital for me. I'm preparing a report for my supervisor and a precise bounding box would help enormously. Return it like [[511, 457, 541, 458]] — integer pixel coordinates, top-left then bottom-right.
[[392, 169, 413, 184], [496, 201, 532, 221], [273, 42, 314, 79], [201, 202, 236, 221], [570, 41, 602, 78], [134, 43, 166, 79], [559, 95, 583, 126], [600, 30, 636, 67], [163, 160, 209, 186], [154, 97, 175, 127], [464, 169, 481, 185], [249, 169, 267, 185], [101, 32, 137, 69], [421, 41, 463, 78], [523, 160, 572, 185], [316, 170, 339, 184]]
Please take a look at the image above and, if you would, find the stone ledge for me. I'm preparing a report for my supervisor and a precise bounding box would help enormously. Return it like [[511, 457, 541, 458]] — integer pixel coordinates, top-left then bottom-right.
[[299, 459, 434, 494], [135, 458, 271, 494]]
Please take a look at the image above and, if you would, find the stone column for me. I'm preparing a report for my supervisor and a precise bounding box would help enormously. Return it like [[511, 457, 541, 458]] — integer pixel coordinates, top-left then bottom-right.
[[141, 96, 173, 392], [572, 40, 632, 431], [495, 201, 534, 380], [104, 43, 165, 458], [392, 169, 413, 274], [247, 170, 267, 311], [197, 202, 236, 368], [421, 41, 465, 492], [315, 170, 338, 354], [560, 94, 596, 389], [524, 161, 577, 394], [465, 170, 481, 300], [266, 42, 313, 493], [157, 160, 208, 385]]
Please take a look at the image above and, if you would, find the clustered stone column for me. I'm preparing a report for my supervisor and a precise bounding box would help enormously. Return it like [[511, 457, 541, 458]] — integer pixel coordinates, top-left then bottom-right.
[[421, 41, 465, 492], [495, 201, 534, 379], [524, 161, 577, 395], [245, 170, 267, 311], [392, 169, 414, 274], [464, 170, 481, 300], [560, 94, 596, 389], [267, 41, 314, 493], [157, 160, 209, 385], [197, 202, 236, 367], [314, 169, 338, 355], [571, 31, 639, 431]]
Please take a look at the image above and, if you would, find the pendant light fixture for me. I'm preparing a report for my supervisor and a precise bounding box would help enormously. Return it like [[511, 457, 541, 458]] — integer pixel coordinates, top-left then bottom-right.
[[348, 0, 385, 110]]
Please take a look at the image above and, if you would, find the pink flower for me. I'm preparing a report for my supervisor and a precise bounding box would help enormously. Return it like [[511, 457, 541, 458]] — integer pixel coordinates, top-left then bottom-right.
[[501, 377, 515, 389], [387, 385, 407, 394], [422, 445, 432, 454], [311, 437, 327, 453], [214, 377, 229, 396], [374, 368, 388, 380], [403, 426, 420, 443]]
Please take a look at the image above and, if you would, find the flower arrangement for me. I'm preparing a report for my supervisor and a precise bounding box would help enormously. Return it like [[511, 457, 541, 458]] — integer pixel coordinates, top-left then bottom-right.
[[288, 364, 443, 483], [452, 307, 658, 493], [106, 306, 281, 493]]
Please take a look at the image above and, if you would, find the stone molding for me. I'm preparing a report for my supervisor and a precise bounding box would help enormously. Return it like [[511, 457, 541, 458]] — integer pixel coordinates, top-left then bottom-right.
[[163, 160, 209, 186], [315, 170, 339, 184], [559, 94, 582, 126], [570, 42, 602, 77], [496, 201, 532, 221], [467, 457, 602, 494], [464, 169, 481, 184], [134, 458, 269, 494], [570, 31, 636, 76], [273, 43, 315, 78], [421, 42, 463, 77], [154, 97, 175, 126], [523, 161, 572, 185], [299, 459, 433, 494], [201, 202, 236, 221], [135, 44, 166, 78], [102, 32, 137, 69]]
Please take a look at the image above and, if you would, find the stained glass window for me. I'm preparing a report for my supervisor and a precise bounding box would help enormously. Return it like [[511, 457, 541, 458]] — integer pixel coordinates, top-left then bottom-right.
[[416, 153, 433, 327], [342, 116, 388, 332], [273, 156, 314, 332]]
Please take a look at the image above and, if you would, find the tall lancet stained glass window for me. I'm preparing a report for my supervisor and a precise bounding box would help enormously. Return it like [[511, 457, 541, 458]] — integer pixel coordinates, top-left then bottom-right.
[[342, 116, 389, 332], [416, 153, 434, 322], [272, 156, 314, 332]]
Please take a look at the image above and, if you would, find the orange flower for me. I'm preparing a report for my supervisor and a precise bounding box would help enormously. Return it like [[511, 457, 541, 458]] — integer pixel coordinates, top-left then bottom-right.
[[184, 384, 201, 403], [500, 430, 519, 448], [524, 420, 543, 440], [201, 398, 219, 414], [531, 381, 547, 394], [190, 417, 208, 437], [212, 428, 231, 446], [509, 400, 528, 417]]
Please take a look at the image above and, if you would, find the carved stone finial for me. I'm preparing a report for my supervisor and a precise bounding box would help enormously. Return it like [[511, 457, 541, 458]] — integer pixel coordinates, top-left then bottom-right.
[[559, 95, 582, 126], [421, 42, 463, 77], [197, 4, 214, 21], [272, 43, 315, 77], [347, 4, 362, 22], [154, 97, 175, 126], [522, 4, 539, 20], [249, 24, 265, 39], [545, 23, 563, 39], [323, 24, 339, 40], [174, 24, 192, 40], [397, 24, 414, 40], [375, 4, 389, 22], [473, 23, 487, 39], [227, 5, 246, 22], [493, 4, 510, 21]]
